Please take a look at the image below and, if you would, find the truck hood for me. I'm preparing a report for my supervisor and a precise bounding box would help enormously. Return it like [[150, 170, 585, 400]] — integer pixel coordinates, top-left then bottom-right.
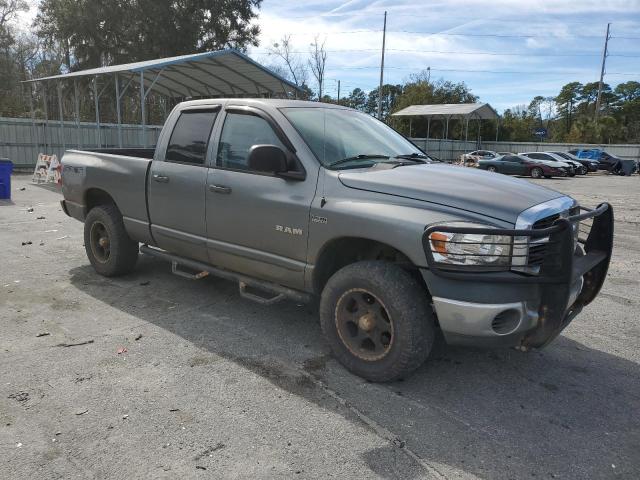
[[338, 163, 565, 224]]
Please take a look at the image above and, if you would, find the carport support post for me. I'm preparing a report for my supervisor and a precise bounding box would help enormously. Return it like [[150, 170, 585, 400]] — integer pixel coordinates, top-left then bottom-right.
[[445, 116, 450, 140], [93, 76, 101, 148], [57, 82, 65, 152], [495, 116, 500, 141], [28, 82, 40, 157], [140, 71, 146, 147], [426, 117, 431, 140], [42, 83, 49, 153], [409, 118, 412, 138], [74, 79, 81, 148], [115, 73, 122, 148], [465, 117, 469, 143]]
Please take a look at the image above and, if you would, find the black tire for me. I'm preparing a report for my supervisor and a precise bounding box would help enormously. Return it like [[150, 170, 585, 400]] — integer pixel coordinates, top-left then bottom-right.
[[544, 175, 552, 178], [84, 204, 139, 277], [487, 166, 497, 172], [319, 261, 435, 382], [531, 167, 543, 179]]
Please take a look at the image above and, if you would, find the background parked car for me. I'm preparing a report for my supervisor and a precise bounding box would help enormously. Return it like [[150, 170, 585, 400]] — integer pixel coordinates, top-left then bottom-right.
[[520, 152, 575, 176], [544, 152, 587, 175], [478, 154, 567, 178], [569, 148, 637, 175], [550, 151, 598, 172], [460, 150, 498, 166]]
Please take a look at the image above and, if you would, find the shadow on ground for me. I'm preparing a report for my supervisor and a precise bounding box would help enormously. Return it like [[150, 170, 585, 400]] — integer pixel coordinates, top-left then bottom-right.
[[69, 256, 640, 479]]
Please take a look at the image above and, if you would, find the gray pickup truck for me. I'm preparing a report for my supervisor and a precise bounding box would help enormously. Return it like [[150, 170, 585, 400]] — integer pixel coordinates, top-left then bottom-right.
[[61, 99, 614, 381]]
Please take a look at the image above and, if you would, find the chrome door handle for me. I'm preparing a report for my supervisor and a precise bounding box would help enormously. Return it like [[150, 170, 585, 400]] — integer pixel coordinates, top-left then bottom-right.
[[209, 184, 232, 194], [152, 173, 169, 183]]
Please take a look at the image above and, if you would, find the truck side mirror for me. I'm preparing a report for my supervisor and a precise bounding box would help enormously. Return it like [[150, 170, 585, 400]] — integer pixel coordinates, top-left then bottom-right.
[[248, 145, 288, 174]]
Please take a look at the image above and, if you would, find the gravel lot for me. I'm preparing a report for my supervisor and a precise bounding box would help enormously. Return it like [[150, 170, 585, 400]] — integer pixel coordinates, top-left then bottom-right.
[[1, 173, 639, 479]]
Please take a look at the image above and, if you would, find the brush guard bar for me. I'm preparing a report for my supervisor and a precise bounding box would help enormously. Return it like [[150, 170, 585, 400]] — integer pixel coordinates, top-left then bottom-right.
[[423, 203, 613, 348]]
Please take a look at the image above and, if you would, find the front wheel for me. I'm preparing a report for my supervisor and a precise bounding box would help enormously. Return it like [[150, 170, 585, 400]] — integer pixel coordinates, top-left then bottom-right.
[[84, 204, 139, 277], [320, 261, 435, 382], [531, 167, 543, 179], [487, 166, 497, 172]]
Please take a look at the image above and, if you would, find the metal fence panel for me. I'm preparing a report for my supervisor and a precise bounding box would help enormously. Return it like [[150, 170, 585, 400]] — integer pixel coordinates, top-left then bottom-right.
[[0, 116, 163, 168], [410, 137, 640, 162], [2, 115, 639, 167]]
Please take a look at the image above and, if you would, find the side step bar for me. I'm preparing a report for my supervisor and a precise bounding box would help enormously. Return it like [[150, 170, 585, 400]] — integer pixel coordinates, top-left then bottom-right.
[[140, 245, 311, 305]]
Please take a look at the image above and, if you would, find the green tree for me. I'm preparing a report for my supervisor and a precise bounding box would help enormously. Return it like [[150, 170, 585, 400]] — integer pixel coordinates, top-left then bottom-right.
[[555, 81, 582, 134], [365, 83, 402, 118], [346, 88, 366, 110], [614, 81, 640, 103], [35, 0, 262, 70]]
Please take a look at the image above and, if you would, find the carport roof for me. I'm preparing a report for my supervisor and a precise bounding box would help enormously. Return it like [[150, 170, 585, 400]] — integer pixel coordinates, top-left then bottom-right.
[[392, 103, 498, 120], [24, 49, 301, 98]]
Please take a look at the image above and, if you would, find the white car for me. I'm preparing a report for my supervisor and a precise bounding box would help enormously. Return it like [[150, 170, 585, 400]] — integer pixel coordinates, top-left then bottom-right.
[[544, 152, 587, 175], [520, 152, 575, 177], [460, 150, 498, 166]]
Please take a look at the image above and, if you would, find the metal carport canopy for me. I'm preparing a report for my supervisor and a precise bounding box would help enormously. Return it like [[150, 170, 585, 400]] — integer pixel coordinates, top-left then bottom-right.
[[391, 103, 498, 120], [23, 49, 303, 149], [391, 103, 499, 141], [25, 49, 301, 97]]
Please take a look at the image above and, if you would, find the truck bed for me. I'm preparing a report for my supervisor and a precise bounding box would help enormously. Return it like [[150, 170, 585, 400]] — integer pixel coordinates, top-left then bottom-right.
[[61, 149, 154, 244]]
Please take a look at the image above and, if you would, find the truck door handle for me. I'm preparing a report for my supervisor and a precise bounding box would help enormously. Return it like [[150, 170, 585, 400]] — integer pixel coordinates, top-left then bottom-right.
[[209, 184, 232, 194], [152, 173, 169, 183]]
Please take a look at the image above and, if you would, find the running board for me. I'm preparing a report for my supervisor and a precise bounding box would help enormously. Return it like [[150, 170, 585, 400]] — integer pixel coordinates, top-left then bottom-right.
[[140, 245, 311, 305]]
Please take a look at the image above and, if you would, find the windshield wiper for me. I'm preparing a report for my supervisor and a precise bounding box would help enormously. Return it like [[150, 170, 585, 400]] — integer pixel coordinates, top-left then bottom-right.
[[394, 153, 431, 163], [329, 154, 390, 168]]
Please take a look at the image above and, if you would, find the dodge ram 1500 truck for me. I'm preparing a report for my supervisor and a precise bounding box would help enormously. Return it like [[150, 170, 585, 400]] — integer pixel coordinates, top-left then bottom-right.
[[61, 99, 614, 382]]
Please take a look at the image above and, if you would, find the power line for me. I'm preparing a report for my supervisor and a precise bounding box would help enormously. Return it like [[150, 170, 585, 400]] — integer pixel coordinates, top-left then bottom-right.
[[285, 29, 608, 39], [256, 48, 640, 57], [326, 66, 640, 75]]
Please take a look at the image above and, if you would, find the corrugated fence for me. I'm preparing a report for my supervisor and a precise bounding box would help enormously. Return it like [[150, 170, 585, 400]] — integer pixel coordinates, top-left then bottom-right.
[[1, 116, 639, 167], [410, 138, 640, 163], [0, 116, 162, 167]]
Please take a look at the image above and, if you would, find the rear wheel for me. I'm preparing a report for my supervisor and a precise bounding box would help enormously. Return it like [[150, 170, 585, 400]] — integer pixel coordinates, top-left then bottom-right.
[[531, 167, 543, 179], [84, 204, 138, 277], [320, 261, 435, 382], [487, 166, 497, 172]]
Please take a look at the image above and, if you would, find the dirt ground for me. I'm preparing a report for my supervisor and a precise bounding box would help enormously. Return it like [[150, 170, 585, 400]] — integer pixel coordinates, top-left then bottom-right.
[[1, 172, 639, 479]]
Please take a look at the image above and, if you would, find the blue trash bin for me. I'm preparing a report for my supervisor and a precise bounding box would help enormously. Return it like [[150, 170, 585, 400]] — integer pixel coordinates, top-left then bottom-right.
[[0, 159, 13, 200]]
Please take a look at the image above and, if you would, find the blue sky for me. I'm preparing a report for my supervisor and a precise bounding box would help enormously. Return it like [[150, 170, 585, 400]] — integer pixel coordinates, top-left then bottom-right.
[[249, 0, 640, 112]]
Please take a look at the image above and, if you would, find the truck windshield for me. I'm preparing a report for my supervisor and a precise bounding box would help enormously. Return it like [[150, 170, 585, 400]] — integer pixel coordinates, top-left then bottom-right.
[[280, 107, 424, 169]]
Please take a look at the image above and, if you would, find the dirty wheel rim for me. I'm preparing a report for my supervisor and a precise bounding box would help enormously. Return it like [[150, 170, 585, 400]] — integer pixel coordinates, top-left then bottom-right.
[[488, 166, 496, 172], [335, 288, 394, 361], [532, 168, 542, 178], [90, 221, 111, 263]]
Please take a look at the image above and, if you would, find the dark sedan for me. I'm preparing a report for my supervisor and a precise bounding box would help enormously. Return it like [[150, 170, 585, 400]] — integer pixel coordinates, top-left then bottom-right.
[[478, 154, 567, 178]]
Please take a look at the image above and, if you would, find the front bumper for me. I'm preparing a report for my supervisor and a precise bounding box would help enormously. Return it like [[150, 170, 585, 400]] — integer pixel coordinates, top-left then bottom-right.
[[422, 203, 614, 348]]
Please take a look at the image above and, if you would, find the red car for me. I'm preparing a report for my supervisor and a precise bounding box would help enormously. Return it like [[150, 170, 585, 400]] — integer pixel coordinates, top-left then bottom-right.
[[477, 154, 568, 178]]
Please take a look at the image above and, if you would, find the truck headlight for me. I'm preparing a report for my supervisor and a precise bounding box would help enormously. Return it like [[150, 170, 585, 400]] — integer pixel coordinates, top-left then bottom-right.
[[427, 222, 513, 267]]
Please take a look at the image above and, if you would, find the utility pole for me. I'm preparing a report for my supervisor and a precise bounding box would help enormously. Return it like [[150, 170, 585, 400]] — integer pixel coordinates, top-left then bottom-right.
[[594, 23, 611, 123], [377, 11, 387, 120], [337, 80, 341, 103]]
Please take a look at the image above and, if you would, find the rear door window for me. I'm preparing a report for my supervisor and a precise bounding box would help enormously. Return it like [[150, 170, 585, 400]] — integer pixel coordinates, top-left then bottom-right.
[[166, 109, 218, 165]]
